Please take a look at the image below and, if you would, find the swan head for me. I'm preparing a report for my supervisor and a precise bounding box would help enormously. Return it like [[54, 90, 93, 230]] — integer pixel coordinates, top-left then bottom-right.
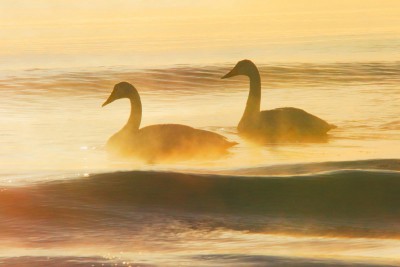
[[102, 82, 135, 107], [221, 59, 257, 79]]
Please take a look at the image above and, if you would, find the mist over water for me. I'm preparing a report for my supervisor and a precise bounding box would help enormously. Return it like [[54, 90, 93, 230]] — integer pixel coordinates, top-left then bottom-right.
[[1, 62, 400, 179]]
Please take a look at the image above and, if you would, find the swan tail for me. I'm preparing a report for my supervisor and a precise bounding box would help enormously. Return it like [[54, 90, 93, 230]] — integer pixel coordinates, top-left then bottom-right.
[[329, 124, 338, 130], [226, 141, 238, 148]]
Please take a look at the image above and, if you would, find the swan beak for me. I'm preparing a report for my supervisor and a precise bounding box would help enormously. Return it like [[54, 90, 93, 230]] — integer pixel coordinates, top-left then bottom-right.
[[102, 96, 114, 107], [221, 68, 238, 79]]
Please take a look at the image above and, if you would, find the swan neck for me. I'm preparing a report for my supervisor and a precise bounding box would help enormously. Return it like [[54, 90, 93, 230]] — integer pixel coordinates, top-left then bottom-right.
[[245, 67, 261, 114], [124, 91, 142, 131], [249, 71, 261, 99], [238, 66, 261, 131]]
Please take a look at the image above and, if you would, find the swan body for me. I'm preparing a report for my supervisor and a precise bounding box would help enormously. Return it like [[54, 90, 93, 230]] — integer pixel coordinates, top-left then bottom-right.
[[222, 60, 336, 142], [102, 82, 236, 162]]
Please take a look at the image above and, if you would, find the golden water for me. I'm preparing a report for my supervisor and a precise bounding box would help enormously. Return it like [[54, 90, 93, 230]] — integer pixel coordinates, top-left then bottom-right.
[[1, 1, 400, 266]]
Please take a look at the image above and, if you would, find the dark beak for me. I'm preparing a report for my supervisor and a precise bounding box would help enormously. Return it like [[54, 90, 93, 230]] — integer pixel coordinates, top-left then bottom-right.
[[221, 68, 238, 79], [102, 95, 114, 107]]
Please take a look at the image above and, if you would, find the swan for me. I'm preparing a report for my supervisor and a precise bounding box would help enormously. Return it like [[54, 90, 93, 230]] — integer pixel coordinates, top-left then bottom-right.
[[222, 59, 336, 142], [102, 82, 236, 162]]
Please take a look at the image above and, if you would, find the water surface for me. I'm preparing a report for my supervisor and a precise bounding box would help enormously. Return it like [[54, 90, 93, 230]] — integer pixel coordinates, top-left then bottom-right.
[[1, 62, 400, 266], [1, 1, 400, 265]]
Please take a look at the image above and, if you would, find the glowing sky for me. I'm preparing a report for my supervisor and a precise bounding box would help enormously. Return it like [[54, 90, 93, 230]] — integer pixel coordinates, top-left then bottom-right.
[[1, 0, 399, 68]]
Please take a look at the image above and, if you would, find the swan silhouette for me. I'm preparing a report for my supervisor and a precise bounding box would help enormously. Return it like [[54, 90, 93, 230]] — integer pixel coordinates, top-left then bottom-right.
[[102, 82, 236, 162], [222, 60, 336, 142]]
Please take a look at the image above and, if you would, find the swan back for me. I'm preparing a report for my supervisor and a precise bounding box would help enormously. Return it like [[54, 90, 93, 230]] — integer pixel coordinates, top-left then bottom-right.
[[107, 124, 236, 162]]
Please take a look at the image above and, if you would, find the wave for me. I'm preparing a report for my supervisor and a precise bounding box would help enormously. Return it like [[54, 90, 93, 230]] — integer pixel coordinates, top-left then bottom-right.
[[381, 120, 400, 130], [226, 158, 400, 175], [2, 61, 400, 96], [1, 159, 400, 238]]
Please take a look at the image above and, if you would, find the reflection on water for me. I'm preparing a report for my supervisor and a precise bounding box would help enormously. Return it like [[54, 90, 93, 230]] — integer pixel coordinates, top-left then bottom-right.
[[1, 228, 400, 266]]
